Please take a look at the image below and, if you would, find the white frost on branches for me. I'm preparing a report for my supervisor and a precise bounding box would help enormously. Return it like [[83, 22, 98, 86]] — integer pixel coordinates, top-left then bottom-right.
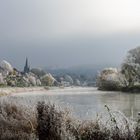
[[0, 60, 13, 74], [97, 68, 120, 90]]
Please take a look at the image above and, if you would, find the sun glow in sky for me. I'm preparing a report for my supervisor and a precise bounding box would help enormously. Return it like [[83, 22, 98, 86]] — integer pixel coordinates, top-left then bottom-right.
[[92, 0, 140, 33], [37, 0, 140, 36], [42, 0, 140, 38], [1, 0, 140, 40]]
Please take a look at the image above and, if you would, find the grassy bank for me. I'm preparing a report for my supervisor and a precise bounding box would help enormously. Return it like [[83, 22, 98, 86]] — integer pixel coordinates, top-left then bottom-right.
[[0, 98, 140, 140]]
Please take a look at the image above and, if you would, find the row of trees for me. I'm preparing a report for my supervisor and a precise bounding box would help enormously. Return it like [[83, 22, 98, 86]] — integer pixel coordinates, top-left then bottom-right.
[[0, 60, 56, 87], [97, 46, 140, 92]]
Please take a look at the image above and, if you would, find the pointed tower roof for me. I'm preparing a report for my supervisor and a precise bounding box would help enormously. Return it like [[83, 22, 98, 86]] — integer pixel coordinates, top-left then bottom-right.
[[25, 57, 28, 66], [24, 57, 30, 74]]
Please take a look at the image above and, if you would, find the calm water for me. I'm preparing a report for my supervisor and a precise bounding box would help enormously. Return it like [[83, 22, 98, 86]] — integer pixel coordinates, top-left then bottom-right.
[[12, 87, 140, 120]]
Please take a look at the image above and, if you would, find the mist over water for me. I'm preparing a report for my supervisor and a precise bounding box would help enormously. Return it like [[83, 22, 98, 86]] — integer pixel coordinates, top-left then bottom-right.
[[12, 87, 140, 120]]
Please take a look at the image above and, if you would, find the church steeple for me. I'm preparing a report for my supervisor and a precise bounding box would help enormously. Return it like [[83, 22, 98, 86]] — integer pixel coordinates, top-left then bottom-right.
[[24, 57, 30, 74]]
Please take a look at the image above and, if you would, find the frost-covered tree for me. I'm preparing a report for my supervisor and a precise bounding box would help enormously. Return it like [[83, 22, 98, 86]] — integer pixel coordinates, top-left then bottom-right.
[[0, 60, 13, 73], [0, 73, 5, 85], [121, 46, 140, 87], [41, 73, 56, 86], [97, 68, 120, 90]]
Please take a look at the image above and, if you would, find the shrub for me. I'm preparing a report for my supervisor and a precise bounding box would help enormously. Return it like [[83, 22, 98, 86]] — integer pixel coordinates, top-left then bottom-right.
[[0, 100, 37, 140], [76, 121, 110, 140], [36, 101, 74, 140], [0, 100, 139, 140]]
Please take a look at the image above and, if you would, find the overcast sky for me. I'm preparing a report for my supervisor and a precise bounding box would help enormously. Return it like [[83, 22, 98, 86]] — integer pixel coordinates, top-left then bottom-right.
[[1, 0, 140, 70]]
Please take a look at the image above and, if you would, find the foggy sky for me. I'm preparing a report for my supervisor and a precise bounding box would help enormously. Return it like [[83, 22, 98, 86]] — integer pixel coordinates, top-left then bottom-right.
[[1, 0, 140, 70]]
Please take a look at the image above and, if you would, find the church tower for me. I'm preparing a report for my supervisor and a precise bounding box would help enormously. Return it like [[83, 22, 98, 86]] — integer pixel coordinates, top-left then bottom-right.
[[24, 58, 30, 74]]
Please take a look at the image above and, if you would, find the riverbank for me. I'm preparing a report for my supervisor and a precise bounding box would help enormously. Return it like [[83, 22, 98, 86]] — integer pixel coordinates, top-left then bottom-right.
[[0, 100, 138, 140], [0, 86, 47, 96], [0, 87, 140, 139], [0, 86, 88, 97], [98, 85, 140, 93]]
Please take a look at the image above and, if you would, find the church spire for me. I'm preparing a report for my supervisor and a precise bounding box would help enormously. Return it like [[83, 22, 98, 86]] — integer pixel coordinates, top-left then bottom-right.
[[24, 57, 30, 74]]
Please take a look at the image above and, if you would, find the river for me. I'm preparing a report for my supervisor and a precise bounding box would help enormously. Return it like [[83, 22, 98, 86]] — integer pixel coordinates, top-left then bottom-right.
[[10, 87, 140, 120]]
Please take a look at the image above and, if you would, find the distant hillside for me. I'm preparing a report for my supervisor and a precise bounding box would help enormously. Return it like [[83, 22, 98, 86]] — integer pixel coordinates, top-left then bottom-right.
[[45, 64, 118, 76], [44, 64, 118, 86]]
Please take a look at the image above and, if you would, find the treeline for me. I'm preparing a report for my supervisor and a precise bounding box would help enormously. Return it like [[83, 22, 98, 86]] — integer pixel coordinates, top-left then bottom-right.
[[0, 60, 56, 87], [97, 46, 140, 92]]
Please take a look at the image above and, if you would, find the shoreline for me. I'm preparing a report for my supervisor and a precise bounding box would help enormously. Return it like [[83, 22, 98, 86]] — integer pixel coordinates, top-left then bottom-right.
[[0, 86, 47, 96], [0, 86, 97, 97], [0, 86, 89, 96]]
